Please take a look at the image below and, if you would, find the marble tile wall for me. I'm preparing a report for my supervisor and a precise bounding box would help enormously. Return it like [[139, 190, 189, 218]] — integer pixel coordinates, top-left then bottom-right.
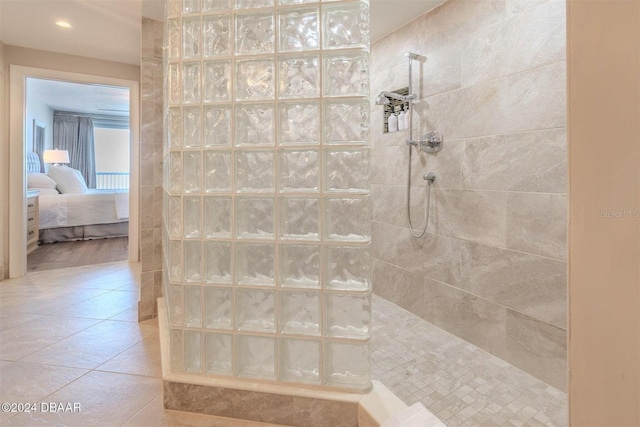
[[164, 381, 359, 427], [370, 0, 567, 391], [139, 18, 165, 321]]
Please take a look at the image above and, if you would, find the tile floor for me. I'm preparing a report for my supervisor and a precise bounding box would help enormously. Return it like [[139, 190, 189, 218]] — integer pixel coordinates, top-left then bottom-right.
[[372, 297, 568, 427], [0, 262, 568, 426]]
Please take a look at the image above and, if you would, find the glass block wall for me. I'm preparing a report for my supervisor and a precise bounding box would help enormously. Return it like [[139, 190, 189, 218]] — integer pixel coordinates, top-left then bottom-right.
[[163, 0, 371, 391]]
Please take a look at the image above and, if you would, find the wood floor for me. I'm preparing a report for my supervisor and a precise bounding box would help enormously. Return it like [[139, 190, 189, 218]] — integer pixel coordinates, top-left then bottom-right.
[[27, 237, 129, 272]]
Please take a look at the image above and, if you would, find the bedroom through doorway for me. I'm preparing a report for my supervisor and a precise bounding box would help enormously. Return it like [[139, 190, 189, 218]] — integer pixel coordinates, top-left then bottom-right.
[[25, 78, 132, 272]]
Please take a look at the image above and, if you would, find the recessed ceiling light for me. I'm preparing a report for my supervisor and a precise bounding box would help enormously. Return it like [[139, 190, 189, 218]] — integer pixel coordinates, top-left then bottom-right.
[[55, 21, 72, 29]]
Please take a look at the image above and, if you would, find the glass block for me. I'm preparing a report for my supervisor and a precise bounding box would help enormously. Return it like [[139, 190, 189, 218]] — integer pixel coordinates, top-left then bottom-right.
[[170, 329, 184, 372], [278, 55, 320, 99], [183, 151, 202, 193], [185, 330, 202, 372], [184, 240, 203, 282], [323, 2, 369, 50], [204, 196, 232, 237], [168, 63, 181, 105], [183, 107, 202, 148], [184, 196, 202, 238], [169, 240, 183, 282], [183, 16, 201, 59], [323, 100, 370, 144], [204, 0, 229, 11], [164, 156, 170, 190], [183, 0, 201, 14], [169, 152, 182, 194], [236, 242, 275, 286], [236, 197, 274, 239], [279, 8, 319, 52], [204, 106, 231, 147], [205, 332, 232, 375], [168, 196, 182, 238], [203, 61, 231, 102], [183, 62, 201, 104], [279, 244, 320, 289], [237, 335, 275, 380], [324, 197, 371, 242], [203, 151, 231, 193], [203, 15, 230, 57], [279, 291, 320, 335], [204, 241, 233, 284], [278, 102, 320, 145], [236, 59, 275, 101], [235, 12, 274, 55], [278, 150, 319, 193], [236, 289, 275, 332], [169, 107, 183, 149], [326, 245, 370, 291], [235, 104, 274, 146], [324, 149, 369, 193], [204, 287, 233, 329], [278, 197, 319, 240], [234, 0, 274, 10], [184, 285, 203, 327], [280, 338, 320, 384], [236, 151, 274, 193], [167, 0, 182, 17], [326, 292, 370, 339], [326, 341, 370, 390], [167, 18, 181, 60], [323, 52, 369, 97], [169, 284, 183, 327]]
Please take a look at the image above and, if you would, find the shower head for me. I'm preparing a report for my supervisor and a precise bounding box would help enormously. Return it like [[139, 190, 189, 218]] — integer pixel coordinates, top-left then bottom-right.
[[375, 92, 391, 105], [375, 91, 416, 105]]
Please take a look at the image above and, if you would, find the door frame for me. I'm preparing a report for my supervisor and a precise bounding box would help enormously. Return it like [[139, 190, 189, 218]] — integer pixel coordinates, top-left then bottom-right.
[[8, 65, 140, 277]]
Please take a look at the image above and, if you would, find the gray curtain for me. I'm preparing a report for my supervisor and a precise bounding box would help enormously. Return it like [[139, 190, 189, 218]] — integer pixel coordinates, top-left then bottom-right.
[[53, 113, 96, 188]]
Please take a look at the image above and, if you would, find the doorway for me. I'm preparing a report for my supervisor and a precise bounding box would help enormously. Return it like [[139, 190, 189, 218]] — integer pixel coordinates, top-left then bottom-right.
[[23, 77, 132, 272], [8, 66, 140, 278]]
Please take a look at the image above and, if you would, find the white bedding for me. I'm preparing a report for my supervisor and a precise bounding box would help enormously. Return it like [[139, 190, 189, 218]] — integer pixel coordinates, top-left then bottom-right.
[[39, 189, 129, 229]]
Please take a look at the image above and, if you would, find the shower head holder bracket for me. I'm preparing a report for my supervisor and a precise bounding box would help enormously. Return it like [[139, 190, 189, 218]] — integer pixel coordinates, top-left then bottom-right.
[[419, 131, 443, 153]]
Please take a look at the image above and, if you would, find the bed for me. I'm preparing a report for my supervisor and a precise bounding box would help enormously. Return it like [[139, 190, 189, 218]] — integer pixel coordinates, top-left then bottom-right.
[[26, 152, 129, 243]]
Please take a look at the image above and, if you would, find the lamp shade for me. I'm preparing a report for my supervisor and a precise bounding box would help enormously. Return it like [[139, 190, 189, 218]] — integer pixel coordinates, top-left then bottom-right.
[[43, 149, 70, 164]]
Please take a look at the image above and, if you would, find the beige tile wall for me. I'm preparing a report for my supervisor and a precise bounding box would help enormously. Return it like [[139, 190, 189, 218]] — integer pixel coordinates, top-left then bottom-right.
[[139, 18, 164, 321], [370, 0, 567, 391]]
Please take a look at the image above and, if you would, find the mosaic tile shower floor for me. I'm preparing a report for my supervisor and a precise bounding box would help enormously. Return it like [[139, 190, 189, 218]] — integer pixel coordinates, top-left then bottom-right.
[[371, 296, 568, 426], [0, 262, 567, 426]]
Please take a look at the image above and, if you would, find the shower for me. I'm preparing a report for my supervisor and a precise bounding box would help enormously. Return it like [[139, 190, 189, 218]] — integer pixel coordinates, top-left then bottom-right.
[[377, 53, 442, 238], [375, 90, 416, 105]]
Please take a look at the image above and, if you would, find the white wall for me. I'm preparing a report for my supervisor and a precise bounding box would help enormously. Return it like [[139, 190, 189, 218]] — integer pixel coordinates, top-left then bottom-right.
[[25, 79, 53, 152]]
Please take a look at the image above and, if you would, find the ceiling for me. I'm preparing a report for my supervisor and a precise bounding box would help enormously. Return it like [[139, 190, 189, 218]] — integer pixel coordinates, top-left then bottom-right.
[[4, 0, 445, 115], [0, 0, 445, 66], [27, 78, 130, 116]]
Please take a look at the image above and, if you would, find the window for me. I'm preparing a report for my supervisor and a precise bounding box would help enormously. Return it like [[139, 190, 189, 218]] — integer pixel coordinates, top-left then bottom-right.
[[94, 127, 130, 189]]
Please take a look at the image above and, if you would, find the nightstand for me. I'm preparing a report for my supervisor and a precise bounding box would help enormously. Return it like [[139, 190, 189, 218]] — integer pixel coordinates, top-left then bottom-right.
[[26, 189, 39, 254]]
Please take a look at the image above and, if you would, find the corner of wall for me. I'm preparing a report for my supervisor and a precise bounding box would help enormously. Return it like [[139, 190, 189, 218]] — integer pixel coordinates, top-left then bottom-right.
[[0, 40, 7, 280]]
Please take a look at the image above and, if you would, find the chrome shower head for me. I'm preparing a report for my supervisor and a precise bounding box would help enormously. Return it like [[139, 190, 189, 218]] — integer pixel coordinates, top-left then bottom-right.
[[375, 92, 391, 105], [375, 91, 416, 105]]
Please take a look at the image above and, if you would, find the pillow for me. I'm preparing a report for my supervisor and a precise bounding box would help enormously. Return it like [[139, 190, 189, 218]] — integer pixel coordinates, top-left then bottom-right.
[[47, 165, 88, 194], [29, 188, 60, 196], [27, 173, 57, 189]]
